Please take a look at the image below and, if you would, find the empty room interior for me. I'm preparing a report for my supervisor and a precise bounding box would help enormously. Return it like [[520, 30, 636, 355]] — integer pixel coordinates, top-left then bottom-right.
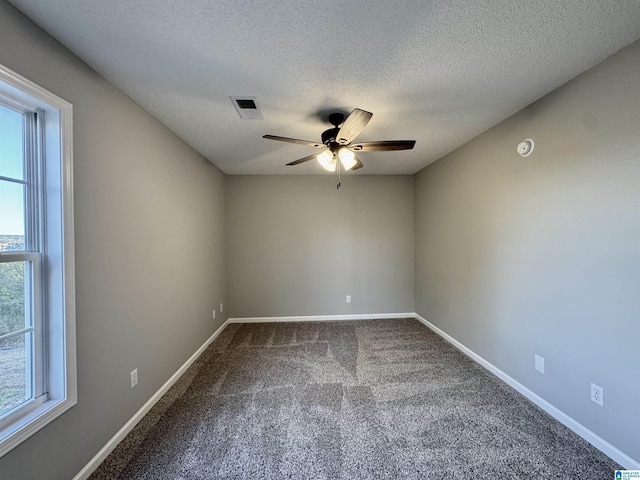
[[0, 1, 639, 479]]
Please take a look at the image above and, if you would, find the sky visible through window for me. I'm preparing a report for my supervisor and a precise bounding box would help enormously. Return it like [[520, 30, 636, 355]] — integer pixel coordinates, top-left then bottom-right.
[[0, 104, 24, 236]]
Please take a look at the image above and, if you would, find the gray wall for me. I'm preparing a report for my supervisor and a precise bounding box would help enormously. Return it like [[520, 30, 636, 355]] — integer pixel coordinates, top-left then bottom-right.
[[0, 3, 227, 479], [415, 40, 640, 461], [227, 176, 414, 318]]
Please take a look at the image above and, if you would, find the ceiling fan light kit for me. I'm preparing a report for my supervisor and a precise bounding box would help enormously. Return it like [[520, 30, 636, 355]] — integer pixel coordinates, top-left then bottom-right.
[[338, 148, 357, 170], [263, 108, 416, 187], [317, 150, 336, 171], [317, 147, 357, 173]]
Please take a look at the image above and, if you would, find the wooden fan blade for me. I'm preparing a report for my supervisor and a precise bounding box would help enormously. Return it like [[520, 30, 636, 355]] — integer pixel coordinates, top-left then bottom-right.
[[263, 135, 324, 148], [286, 152, 323, 166], [335, 108, 373, 145], [350, 140, 416, 152], [351, 157, 364, 170]]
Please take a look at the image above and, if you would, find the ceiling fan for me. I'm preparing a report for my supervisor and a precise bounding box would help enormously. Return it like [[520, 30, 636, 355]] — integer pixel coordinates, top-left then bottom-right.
[[263, 108, 415, 187]]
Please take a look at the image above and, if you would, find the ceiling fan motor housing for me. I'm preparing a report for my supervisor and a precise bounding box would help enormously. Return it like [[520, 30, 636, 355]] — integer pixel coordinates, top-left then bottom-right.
[[321, 112, 347, 146], [321, 127, 340, 145]]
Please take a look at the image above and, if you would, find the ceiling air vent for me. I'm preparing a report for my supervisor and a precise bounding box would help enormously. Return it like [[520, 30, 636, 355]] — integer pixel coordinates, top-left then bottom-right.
[[236, 99, 256, 109], [230, 96, 262, 119]]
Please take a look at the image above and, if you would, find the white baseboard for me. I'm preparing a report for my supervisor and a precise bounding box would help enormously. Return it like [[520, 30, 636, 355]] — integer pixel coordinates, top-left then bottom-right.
[[72, 319, 231, 480], [228, 312, 415, 323], [413, 313, 639, 470]]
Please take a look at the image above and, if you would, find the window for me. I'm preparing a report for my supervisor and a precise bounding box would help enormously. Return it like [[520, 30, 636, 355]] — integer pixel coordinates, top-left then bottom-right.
[[0, 64, 76, 457]]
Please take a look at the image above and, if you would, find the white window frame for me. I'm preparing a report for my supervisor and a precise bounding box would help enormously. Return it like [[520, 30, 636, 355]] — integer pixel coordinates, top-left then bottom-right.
[[0, 63, 76, 458]]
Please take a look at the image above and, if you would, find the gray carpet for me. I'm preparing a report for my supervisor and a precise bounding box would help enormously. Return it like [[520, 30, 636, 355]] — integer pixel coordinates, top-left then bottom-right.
[[90, 318, 620, 479]]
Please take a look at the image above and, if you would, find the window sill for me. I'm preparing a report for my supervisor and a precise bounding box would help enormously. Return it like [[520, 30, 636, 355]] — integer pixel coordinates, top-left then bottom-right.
[[0, 396, 76, 458]]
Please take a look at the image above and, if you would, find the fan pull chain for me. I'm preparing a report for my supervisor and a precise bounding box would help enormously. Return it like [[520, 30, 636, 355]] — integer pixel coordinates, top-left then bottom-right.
[[337, 154, 341, 189]]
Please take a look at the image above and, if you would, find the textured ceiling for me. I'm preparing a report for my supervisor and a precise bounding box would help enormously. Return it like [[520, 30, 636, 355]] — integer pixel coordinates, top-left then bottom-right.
[[7, 0, 640, 175]]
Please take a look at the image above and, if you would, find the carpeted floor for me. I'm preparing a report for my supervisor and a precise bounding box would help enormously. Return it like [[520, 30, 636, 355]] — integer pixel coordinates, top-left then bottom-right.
[[90, 318, 620, 479]]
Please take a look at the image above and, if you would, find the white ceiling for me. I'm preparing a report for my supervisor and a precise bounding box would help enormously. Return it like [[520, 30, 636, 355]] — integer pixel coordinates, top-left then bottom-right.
[[8, 1, 640, 175]]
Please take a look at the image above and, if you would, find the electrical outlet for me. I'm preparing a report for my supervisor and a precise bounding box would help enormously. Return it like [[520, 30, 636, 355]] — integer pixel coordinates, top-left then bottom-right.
[[346, 295, 351, 303], [220, 302, 224, 312], [130, 369, 138, 388], [591, 383, 603, 406], [534, 354, 545, 374], [212, 309, 216, 320]]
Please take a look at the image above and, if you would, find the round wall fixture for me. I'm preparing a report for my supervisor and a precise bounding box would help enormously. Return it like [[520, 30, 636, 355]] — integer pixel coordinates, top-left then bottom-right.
[[517, 138, 534, 157]]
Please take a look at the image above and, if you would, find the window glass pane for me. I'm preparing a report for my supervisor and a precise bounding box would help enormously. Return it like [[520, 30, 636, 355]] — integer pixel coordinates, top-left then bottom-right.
[[0, 261, 26, 336], [0, 333, 30, 417], [0, 181, 25, 251], [0, 104, 24, 180]]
